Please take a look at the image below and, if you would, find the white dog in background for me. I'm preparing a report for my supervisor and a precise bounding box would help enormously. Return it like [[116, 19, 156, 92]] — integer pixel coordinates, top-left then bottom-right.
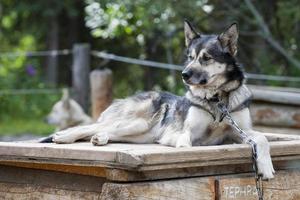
[[45, 89, 93, 131]]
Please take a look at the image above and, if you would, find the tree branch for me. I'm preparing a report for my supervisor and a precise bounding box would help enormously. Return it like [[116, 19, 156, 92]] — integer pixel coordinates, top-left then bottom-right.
[[244, 0, 300, 70]]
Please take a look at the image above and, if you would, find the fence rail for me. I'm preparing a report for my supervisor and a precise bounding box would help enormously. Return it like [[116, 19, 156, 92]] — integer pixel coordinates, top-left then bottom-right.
[[0, 88, 62, 96], [91, 50, 300, 82], [0, 50, 71, 58]]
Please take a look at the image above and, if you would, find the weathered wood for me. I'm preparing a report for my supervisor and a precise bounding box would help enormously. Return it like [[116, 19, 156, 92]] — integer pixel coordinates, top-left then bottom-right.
[[90, 69, 113, 120], [0, 165, 104, 200], [217, 170, 300, 200], [0, 141, 300, 182], [250, 103, 300, 128], [262, 132, 300, 141], [100, 177, 215, 200], [250, 86, 300, 105], [254, 125, 300, 135], [248, 84, 300, 94], [0, 183, 102, 200], [72, 43, 91, 112]]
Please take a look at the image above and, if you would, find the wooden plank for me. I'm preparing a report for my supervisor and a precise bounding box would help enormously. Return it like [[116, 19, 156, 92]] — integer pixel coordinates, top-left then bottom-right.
[[250, 86, 300, 105], [254, 125, 300, 135], [0, 183, 102, 200], [100, 177, 215, 200], [217, 170, 300, 200], [250, 103, 300, 128], [248, 84, 300, 94], [0, 142, 145, 168], [0, 161, 107, 177], [126, 141, 300, 168], [104, 159, 300, 182], [262, 132, 300, 141], [0, 165, 105, 192], [1, 141, 300, 170]]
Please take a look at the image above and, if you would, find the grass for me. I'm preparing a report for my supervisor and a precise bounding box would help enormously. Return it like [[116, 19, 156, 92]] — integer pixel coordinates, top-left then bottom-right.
[[0, 118, 55, 136]]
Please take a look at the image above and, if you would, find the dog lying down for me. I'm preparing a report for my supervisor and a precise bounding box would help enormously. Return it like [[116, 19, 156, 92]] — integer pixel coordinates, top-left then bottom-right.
[[41, 21, 275, 179], [44, 89, 93, 132]]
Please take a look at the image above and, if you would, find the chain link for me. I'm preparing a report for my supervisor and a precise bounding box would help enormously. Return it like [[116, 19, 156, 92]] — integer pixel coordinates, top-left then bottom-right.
[[216, 102, 264, 200]]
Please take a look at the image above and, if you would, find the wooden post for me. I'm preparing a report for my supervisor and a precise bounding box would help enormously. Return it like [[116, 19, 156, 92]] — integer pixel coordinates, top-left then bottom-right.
[[90, 69, 113, 120], [72, 43, 90, 112]]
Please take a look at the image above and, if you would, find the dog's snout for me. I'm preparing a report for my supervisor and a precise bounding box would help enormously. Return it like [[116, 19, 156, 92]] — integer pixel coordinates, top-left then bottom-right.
[[198, 73, 208, 85], [182, 70, 193, 81], [199, 77, 207, 85]]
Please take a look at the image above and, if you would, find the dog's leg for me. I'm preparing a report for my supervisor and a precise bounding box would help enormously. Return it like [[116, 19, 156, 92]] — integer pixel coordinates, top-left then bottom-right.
[[228, 108, 275, 180], [53, 123, 101, 144], [91, 118, 149, 146], [175, 131, 192, 147]]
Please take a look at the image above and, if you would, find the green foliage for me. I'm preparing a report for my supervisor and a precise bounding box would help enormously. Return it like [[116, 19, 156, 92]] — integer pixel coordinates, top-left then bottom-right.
[[0, 118, 55, 136]]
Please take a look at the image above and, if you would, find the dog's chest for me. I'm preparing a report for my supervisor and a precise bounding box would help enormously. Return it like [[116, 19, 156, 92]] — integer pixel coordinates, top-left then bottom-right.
[[186, 106, 230, 145]]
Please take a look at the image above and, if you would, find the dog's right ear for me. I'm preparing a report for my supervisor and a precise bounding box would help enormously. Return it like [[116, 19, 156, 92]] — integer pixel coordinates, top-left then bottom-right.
[[184, 20, 199, 47], [61, 88, 71, 110]]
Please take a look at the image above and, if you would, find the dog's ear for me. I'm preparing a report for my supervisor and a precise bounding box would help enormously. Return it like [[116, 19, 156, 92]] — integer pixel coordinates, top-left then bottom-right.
[[218, 23, 238, 56], [61, 88, 71, 110], [184, 20, 199, 47]]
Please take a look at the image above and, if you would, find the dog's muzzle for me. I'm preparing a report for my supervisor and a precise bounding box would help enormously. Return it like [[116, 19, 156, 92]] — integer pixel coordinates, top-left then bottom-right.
[[182, 69, 208, 85]]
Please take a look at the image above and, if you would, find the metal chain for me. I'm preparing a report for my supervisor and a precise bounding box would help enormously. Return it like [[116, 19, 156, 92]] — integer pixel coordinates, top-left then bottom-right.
[[216, 102, 264, 200]]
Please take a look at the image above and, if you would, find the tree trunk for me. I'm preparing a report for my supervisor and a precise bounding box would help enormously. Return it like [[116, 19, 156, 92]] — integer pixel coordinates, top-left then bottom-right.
[[45, 15, 59, 86]]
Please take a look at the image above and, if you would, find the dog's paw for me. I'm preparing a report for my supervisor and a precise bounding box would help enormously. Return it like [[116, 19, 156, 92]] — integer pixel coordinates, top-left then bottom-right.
[[253, 135, 275, 180], [91, 133, 109, 146], [176, 134, 192, 148], [52, 131, 76, 144], [256, 154, 275, 180]]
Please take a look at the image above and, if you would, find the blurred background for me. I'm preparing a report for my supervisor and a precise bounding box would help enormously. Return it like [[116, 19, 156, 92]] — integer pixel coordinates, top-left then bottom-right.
[[0, 0, 300, 140]]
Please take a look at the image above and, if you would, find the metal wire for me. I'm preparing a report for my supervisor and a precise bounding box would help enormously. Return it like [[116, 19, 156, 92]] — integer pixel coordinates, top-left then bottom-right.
[[91, 50, 300, 83], [0, 49, 299, 82], [0, 88, 62, 96], [0, 49, 71, 58], [91, 51, 183, 71]]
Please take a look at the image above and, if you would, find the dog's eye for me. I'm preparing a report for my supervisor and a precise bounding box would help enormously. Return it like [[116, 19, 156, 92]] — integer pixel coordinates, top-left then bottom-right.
[[202, 54, 212, 61]]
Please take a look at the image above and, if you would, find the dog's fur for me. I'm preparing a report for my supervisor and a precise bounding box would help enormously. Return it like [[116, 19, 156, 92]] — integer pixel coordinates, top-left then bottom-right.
[[48, 21, 275, 179], [45, 89, 93, 131]]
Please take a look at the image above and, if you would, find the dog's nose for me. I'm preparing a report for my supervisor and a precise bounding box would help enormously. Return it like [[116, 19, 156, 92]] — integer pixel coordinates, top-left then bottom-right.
[[182, 70, 192, 81], [199, 78, 207, 85]]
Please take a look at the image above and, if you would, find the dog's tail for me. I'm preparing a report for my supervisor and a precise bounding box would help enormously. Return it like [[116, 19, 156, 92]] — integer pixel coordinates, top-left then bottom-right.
[[39, 136, 53, 143]]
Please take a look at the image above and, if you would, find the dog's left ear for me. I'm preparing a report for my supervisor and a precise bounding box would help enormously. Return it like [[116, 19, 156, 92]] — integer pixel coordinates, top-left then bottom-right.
[[61, 88, 71, 110], [218, 23, 238, 56], [184, 20, 199, 47]]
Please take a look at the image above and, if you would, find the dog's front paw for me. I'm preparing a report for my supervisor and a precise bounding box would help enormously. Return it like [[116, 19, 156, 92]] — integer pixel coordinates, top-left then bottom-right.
[[91, 133, 109, 146], [52, 130, 76, 144], [256, 155, 275, 180], [176, 134, 192, 148]]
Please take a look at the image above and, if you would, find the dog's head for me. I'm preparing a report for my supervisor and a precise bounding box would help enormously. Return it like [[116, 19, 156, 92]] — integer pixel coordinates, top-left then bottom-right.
[[182, 20, 244, 97], [45, 89, 86, 130]]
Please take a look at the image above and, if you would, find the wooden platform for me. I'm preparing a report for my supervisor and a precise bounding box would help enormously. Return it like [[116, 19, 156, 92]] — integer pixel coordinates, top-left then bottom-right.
[[0, 140, 300, 199]]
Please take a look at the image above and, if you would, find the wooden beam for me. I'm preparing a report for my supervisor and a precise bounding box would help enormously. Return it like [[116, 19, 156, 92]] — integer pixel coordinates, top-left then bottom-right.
[[90, 69, 113, 120], [250, 87, 300, 105], [0, 141, 300, 170], [217, 170, 300, 200], [254, 126, 300, 135], [100, 177, 215, 200], [250, 103, 300, 128], [262, 132, 300, 141]]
